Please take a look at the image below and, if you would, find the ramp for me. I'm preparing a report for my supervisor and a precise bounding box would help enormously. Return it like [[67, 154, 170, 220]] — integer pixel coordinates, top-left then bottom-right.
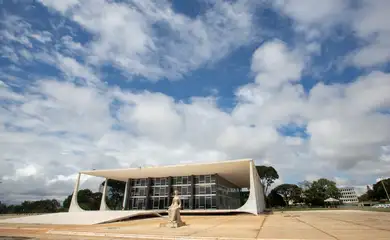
[[0, 210, 163, 225]]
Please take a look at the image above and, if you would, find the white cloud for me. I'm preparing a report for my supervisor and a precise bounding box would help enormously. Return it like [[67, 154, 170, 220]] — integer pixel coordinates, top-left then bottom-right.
[[56, 54, 100, 86], [251, 40, 304, 88], [39, 0, 257, 80], [274, 0, 348, 26], [273, 0, 349, 38], [349, 0, 390, 67], [2, 64, 389, 202], [272, 0, 390, 68], [39, 0, 80, 13]]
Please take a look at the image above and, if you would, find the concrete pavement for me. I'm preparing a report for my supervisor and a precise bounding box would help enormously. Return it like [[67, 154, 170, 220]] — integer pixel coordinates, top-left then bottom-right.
[[0, 210, 389, 239]]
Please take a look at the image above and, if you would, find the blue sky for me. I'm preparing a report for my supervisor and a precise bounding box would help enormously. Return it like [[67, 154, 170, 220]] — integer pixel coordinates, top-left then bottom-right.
[[1, 0, 390, 202]]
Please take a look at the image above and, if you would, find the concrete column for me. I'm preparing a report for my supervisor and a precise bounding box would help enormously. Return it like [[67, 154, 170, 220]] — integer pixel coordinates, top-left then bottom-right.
[[237, 160, 265, 215], [215, 174, 220, 209], [69, 173, 84, 212], [145, 178, 152, 210], [167, 176, 172, 206], [100, 178, 111, 211], [190, 175, 195, 209], [122, 179, 131, 210]]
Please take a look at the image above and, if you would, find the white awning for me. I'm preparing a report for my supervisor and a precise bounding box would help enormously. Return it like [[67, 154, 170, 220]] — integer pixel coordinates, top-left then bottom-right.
[[80, 158, 252, 188], [324, 197, 340, 202]]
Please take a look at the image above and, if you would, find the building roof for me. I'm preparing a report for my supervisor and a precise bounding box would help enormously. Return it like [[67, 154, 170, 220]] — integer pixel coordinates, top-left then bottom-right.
[[324, 197, 340, 202], [81, 158, 253, 188]]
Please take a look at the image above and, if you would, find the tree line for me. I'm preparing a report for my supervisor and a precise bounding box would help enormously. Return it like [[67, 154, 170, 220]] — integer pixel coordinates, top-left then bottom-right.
[[0, 199, 63, 214], [256, 166, 341, 207], [2, 165, 388, 214]]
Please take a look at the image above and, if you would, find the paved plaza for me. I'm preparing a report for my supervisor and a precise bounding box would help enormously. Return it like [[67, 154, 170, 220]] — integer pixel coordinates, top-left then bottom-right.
[[0, 210, 389, 240]]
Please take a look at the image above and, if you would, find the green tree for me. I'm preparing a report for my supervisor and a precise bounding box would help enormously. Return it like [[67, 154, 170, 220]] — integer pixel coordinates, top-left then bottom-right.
[[256, 166, 279, 194], [267, 189, 286, 207], [240, 190, 250, 205], [303, 178, 341, 206], [100, 179, 126, 210], [372, 178, 390, 201], [358, 186, 376, 202], [3, 199, 61, 214], [273, 184, 302, 206], [0, 201, 7, 214], [63, 189, 102, 210]]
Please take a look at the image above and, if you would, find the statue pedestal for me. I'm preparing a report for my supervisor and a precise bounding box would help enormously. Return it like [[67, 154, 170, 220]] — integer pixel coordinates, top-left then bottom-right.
[[160, 221, 186, 228]]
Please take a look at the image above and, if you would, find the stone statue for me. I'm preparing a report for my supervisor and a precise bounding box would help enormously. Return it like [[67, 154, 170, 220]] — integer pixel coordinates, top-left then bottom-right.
[[161, 189, 186, 228], [168, 190, 182, 223]]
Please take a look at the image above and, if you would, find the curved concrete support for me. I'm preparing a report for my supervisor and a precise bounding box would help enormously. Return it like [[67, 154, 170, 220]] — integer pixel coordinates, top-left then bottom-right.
[[69, 173, 84, 212], [237, 160, 265, 215], [122, 179, 130, 210], [100, 178, 111, 211]]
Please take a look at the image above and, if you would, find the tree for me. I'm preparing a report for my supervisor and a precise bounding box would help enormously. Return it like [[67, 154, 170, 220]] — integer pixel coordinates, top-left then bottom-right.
[[256, 166, 279, 194], [100, 179, 126, 210], [240, 190, 250, 205], [358, 189, 375, 202], [303, 178, 341, 206], [2, 199, 61, 214], [273, 184, 302, 206], [63, 189, 102, 210], [267, 189, 286, 207], [372, 178, 390, 201], [0, 201, 7, 214]]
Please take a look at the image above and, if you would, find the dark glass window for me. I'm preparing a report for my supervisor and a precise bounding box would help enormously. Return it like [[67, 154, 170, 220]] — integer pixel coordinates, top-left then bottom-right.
[[172, 177, 177, 185], [211, 185, 216, 194], [200, 186, 205, 194], [212, 196, 216, 208], [199, 196, 205, 208], [205, 175, 211, 183], [177, 176, 182, 184], [199, 175, 205, 183], [195, 197, 200, 209], [183, 176, 188, 184], [206, 197, 212, 209], [139, 188, 145, 196], [182, 198, 190, 209], [195, 176, 199, 184], [211, 175, 216, 183], [153, 198, 159, 209], [206, 186, 211, 194], [155, 178, 160, 185]]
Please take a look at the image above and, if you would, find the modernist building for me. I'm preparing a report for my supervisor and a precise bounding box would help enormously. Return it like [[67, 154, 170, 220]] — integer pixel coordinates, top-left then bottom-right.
[[69, 159, 265, 215], [338, 186, 359, 204]]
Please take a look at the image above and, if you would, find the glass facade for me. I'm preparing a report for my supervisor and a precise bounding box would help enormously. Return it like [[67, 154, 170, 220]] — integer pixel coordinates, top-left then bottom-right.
[[125, 174, 241, 210]]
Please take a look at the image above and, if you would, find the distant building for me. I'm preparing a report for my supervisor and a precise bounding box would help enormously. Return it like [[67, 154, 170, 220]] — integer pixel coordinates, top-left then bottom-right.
[[338, 186, 359, 204]]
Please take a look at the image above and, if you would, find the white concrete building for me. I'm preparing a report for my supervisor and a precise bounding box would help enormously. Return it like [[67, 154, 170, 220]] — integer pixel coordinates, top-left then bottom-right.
[[70, 158, 265, 215], [338, 186, 359, 204], [0, 159, 266, 225]]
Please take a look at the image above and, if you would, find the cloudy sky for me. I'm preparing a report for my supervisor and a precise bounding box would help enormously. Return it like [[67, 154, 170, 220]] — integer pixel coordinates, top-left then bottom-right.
[[1, 0, 390, 203]]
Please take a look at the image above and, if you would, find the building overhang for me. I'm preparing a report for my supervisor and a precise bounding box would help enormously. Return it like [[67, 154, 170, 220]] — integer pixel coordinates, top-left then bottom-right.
[[81, 158, 252, 188]]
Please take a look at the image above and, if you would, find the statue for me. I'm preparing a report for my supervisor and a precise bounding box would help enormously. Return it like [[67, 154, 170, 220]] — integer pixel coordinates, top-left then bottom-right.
[[161, 189, 186, 228], [168, 190, 182, 223]]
